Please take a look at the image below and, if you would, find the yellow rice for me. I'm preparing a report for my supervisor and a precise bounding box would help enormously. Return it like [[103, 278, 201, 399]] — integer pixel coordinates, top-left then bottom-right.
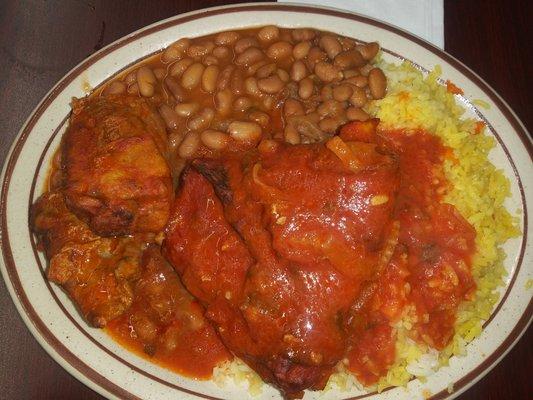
[[213, 60, 521, 395]]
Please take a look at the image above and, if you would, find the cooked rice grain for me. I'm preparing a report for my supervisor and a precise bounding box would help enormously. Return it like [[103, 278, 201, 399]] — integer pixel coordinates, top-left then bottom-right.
[[367, 61, 520, 390]]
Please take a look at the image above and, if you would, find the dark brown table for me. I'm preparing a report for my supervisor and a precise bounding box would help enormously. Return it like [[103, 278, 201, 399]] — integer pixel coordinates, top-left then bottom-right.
[[0, 1, 531, 399]]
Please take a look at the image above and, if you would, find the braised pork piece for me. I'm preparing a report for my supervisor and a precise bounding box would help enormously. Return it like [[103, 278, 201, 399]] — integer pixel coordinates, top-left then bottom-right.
[[62, 96, 172, 236], [32, 191, 144, 327]]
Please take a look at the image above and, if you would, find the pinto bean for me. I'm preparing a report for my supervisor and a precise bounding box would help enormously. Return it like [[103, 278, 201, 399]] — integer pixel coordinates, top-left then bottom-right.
[[187, 108, 214, 131], [307, 47, 327, 66], [258, 139, 280, 153], [233, 96, 253, 112], [159, 104, 180, 130], [234, 37, 258, 54], [169, 58, 194, 77], [298, 77, 314, 99], [187, 41, 214, 58], [359, 63, 374, 76], [212, 46, 230, 59], [217, 65, 235, 90], [181, 63, 204, 90], [202, 55, 218, 66], [215, 31, 239, 46], [169, 131, 184, 151], [230, 69, 244, 95], [246, 60, 268, 75], [165, 76, 185, 102], [200, 129, 230, 150], [293, 41, 311, 59], [153, 68, 166, 81], [244, 76, 261, 96], [349, 86, 368, 108], [266, 41, 293, 60], [333, 84, 353, 102], [173, 38, 191, 52], [174, 102, 199, 117], [236, 47, 264, 66], [346, 107, 370, 121], [343, 69, 360, 79], [339, 36, 357, 51], [178, 131, 200, 158], [257, 25, 280, 42], [262, 96, 275, 110], [102, 81, 126, 96], [292, 28, 316, 41], [201, 65, 219, 93], [284, 123, 301, 144], [333, 49, 366, 69], [283, 98, 305, 118], [346, 75, 368, 88], [314, 62, 342, 82], [357, 42, 380, 60], [317, 99, 343, 118], [276, 68, 290, 83], [319, 35, 342, 59], [321, 84, 333, 100], [368, 67, 387, 99], [162, 46, 181, 63], [257, 75, 284, 94], [136, 67, 157, 97], [256, 63, 277, 78], [290, 60, 307, 82], [228, 121, 262, 144], [215, 89, 233, 116], [319, 117, 342, 133], [248, 111, 270, 128]]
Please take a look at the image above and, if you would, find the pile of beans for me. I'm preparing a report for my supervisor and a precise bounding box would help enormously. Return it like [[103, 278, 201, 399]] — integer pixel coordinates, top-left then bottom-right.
[[100, 26, 387, 162]]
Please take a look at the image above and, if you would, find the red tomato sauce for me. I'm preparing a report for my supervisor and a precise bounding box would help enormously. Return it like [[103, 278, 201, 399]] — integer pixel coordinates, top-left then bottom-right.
[[105, 247, 231, 378], [341, 123, 476, 384]]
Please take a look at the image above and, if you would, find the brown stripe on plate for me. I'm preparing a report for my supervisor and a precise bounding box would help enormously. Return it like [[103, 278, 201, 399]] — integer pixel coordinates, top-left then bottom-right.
[[1, 3, 531, 400]]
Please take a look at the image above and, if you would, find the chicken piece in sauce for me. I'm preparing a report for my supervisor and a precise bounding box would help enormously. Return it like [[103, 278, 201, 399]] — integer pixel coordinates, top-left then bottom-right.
[[61, 95, 172, 236], [164, 136, 400, 398], [32, 192, 144, 327]]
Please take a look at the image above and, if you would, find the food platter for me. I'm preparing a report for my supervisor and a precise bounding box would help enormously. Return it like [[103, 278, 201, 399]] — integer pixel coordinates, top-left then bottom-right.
[[0, 3, 531, 400]]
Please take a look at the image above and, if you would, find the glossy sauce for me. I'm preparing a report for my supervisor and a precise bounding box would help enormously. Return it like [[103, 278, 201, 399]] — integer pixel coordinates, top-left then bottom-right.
[[106, 247, 231, 378], [340, 123, 476, 384]]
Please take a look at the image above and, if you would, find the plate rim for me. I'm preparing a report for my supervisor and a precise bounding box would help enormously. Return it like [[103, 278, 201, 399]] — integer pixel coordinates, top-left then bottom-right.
[[0, 3, 531, 400]]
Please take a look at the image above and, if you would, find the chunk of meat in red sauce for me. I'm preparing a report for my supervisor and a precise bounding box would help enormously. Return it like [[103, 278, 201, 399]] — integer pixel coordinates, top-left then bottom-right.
[[383, 128, 476, 349], [336, 122, 476, 383], [62, 95, 172, 237], [164, 138, 400, 398], [31, 191, 143, 327], [106, 246, 231, 378]]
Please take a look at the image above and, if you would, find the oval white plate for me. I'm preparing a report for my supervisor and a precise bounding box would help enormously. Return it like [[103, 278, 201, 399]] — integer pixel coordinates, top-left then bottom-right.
[[0, 3, 531, 400]]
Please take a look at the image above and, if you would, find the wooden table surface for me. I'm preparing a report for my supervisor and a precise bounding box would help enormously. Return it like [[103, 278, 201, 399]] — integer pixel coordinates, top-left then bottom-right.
[[0, 1, 531, 399]]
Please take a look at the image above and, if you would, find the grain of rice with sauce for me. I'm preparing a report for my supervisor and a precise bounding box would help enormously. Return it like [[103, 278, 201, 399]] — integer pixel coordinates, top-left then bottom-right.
[[213, 59, 520, 395]]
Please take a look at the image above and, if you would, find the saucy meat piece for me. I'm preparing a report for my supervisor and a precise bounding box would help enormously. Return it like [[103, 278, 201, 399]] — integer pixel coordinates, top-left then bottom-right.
[[62, 95, 172, 236], [107, 246, 231, 378], [32, 192, 143, 327], [164, 139, 399, 398]]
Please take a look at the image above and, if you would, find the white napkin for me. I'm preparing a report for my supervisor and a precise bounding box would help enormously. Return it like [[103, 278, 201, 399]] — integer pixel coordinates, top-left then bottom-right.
[[281, 0, 444, 48]]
